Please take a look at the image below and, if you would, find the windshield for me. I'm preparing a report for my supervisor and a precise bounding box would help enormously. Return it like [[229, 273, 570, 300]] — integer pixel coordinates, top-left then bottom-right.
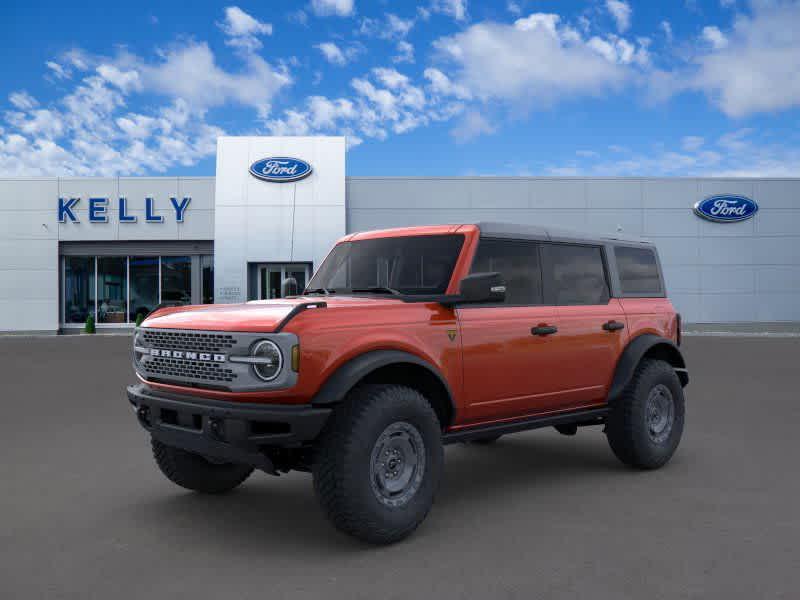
[[306, 234, 465, 296]]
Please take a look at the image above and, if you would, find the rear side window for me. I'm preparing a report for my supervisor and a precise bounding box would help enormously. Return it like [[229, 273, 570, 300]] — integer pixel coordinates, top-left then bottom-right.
[[470, 238, 542, 305], [542, 244, 610, 305], [615, 246, 663, 296]]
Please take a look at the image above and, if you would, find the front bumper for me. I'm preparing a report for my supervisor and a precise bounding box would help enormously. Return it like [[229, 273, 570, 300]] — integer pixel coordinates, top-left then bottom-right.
[[127, 384, 331, 472]]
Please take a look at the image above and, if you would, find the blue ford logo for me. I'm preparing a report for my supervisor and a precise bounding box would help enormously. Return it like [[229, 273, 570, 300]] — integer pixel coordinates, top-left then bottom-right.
[[249, 157, 312, 183], [693, 195, 758, 223]]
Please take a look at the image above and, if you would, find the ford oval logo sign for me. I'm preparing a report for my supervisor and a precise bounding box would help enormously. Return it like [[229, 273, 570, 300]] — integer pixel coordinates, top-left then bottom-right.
[[693, 195, 758, 223], [249, 157, 312, 183]]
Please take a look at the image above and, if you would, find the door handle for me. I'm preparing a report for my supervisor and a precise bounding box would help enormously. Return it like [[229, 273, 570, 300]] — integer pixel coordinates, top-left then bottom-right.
[[602, 320, 625, 331], [531, 325, 558, 336]]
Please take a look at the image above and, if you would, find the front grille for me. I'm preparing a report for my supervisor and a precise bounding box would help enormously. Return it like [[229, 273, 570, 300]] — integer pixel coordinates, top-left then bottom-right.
[[146, 356, 238, 383], [142, 330, 237, 353]]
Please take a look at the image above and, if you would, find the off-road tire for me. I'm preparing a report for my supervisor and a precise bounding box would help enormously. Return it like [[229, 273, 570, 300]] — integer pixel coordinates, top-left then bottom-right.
[[605, 359, 685, 470], [151, 438, 254, 493], [313, 384, 444, 544]]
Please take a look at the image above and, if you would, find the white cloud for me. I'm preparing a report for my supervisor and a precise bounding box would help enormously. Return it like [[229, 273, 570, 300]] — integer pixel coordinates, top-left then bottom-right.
[[218, 6, 272, 51], [386, 14, 415, 38], [45, 61, 71, 80], [701, 25, 728, 49], [691, 1, 800, 116], [266, 66, 463, 145], [430, 0, 468, 21], [681, 135, 705, 152], [720, 0, 736, 7], [0, 30, 289, 175], [288, 10, 308, 25], [9, 91, 38, 111], [139, 42, 290, 116], [507, 1, 522, 16], [451, 110, 496, 142], [393, 41, 415, 63], [660, 20, 673, 43], [423, 67, 472, 100], [546, 128, 800, 177], [432, 13, 638, 107], [359, 13, 415, 40], [314, 42, 363, 66], [96, 64, 142, 93], [606, 0, 632, 33], [310, 0, 354, 17]]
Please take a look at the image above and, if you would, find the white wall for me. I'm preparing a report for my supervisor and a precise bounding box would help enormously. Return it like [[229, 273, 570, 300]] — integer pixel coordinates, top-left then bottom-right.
[[213, 136, 346, 304], [346, 177, 800, 324], [0, 177, 214, 332], [0, 178, 59, 332]]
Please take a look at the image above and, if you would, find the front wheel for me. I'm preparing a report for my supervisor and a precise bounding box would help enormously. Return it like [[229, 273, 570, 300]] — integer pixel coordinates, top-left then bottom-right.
[[313, 384, 444, 544], [605, 359, 685, 470]]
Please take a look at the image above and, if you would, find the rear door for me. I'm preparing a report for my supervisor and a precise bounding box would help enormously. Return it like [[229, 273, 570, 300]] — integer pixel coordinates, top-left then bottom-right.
[[458, 238, 562, 423], [539, 243, 628, 409]]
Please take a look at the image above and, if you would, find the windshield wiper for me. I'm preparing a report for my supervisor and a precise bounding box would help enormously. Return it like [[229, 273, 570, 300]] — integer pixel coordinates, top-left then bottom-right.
[[304, 287, 335, 295], [350, 286, 402, 295]]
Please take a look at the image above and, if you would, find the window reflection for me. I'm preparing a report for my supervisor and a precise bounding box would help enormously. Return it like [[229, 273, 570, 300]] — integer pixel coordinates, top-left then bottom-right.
[[130, 256, 159, 321], [161, 256, 191, 306], [201, 255, 214, 304], [97, 257, 127, 323], [64, 256, 95, 324]]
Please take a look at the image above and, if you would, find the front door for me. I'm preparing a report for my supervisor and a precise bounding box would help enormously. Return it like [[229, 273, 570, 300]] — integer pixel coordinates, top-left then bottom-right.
[[458, 238, 563, 423], [257, 263, 311, 299]]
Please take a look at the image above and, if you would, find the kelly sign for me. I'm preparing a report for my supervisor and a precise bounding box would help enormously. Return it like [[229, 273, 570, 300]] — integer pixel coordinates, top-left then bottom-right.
[[58, 197, 191, 223]]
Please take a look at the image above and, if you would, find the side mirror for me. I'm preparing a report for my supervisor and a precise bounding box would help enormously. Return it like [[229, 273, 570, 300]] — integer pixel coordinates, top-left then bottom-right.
[[281, 277, 299, 297], [458, 272, 506, 304]]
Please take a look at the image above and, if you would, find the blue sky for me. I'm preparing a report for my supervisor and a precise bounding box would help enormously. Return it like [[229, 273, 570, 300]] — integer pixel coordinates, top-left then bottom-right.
[[1, 0, 798, 177]]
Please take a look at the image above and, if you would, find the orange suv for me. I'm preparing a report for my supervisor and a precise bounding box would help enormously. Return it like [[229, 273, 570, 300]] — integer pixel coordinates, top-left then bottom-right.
[[128, 222, 688, 543]]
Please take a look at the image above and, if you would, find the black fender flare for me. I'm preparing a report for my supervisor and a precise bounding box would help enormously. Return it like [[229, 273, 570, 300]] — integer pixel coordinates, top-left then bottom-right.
[[310, 349, 457, 423], [607, 334, 688, 403]]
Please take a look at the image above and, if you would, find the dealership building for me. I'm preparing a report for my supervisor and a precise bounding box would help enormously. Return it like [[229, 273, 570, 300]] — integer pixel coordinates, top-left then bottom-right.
[[1, 135, 798, 334]]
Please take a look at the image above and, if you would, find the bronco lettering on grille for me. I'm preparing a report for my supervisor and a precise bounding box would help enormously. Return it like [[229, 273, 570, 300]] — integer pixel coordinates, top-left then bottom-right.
[[149, 348, 227, 362]]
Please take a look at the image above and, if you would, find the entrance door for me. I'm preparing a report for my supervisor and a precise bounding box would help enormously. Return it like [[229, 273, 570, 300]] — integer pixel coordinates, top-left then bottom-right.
[[257, 263, 311, 299]]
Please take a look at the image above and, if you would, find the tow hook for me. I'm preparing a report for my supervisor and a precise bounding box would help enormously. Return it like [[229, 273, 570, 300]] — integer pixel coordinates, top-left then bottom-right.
[[136, 405, 151, 427], [208, 417, 224, 441]]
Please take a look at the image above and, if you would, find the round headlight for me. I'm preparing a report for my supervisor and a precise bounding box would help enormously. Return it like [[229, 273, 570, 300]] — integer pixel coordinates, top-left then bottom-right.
[[252, 340, 282, 382]]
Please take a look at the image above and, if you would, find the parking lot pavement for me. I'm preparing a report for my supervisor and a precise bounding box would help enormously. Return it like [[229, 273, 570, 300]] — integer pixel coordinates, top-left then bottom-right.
[[1, 334, 799, 600]]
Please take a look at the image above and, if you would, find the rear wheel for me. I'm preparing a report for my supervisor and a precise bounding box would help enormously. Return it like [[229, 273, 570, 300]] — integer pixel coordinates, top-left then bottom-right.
[[151, 438, 253, 493], [313, 384, 443, 544], [605, 359, 685, 469]]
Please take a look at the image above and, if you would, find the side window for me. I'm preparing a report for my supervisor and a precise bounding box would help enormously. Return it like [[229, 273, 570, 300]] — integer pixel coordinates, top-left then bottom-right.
[[615, 246, 663, 296], [542, 243, 610, 306], [469, 238, 542, 305]]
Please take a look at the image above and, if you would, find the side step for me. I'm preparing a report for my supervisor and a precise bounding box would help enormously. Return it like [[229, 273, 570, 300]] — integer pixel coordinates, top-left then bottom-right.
[[442, 406, 608, 445]]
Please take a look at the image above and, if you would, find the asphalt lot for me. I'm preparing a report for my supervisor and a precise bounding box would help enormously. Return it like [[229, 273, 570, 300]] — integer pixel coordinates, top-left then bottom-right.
[[1, 335, 798, 600]]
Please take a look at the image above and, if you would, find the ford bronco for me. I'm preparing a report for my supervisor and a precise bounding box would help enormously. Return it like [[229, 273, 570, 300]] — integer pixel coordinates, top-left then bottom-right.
[[128, 222, 688, 544]]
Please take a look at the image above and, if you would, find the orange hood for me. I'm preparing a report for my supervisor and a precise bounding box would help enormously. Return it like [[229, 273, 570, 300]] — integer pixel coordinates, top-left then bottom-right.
[[141, 296, 405, 333]]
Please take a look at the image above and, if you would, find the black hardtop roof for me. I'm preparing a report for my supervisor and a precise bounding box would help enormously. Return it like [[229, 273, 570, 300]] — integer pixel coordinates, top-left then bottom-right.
[[474, 221, 654, 247]]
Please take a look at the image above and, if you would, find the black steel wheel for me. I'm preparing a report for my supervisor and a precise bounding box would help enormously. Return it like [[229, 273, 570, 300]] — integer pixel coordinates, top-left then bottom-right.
[[313, 384, 443, 544], [605, 359, 685, 470]]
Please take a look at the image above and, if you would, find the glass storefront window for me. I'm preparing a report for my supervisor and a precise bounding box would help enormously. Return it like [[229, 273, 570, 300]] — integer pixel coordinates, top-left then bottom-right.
[[62, 253, 211, 325], [201, 255, 214, 304], [129, 256, 159, 321], [97, 257, 127, 323], [161, 256, 191, 306], [64, 256, 95, 324]]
